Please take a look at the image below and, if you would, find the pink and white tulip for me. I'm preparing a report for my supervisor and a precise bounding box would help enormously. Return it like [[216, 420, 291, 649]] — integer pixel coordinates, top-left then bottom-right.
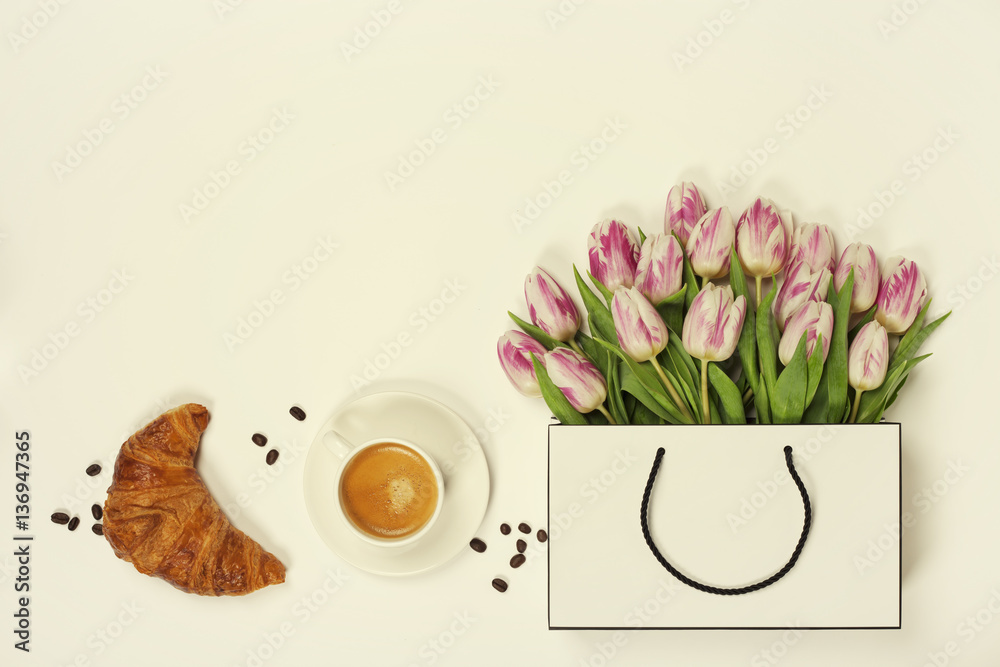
[[778, 301, 834, 365], [544, 347, 608, 414], [773, 261, 832, 331], [588, 220, 640, 292], [735, 197, 790, 278], [875, 256, 927, 334], [834, 242, 880, 313], [848, 321, 889, 391], [497, 331, 548, 398], [686, 207, 735, 280], [682, 283, 747, 362], [611, 287, 669, 363], [664, 181, 707, 245], [524, 267, 580, 342], [788, 223, 836, 273], [635, 234, 685, 304]]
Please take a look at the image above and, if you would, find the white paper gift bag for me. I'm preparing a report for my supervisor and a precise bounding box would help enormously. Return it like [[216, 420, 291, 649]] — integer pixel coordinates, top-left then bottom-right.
[[548, 423, 901, 630]]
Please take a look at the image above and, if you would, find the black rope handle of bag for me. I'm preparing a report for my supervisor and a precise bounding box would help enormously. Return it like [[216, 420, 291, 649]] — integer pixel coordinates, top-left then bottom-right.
[[640, 446, 812, 596]]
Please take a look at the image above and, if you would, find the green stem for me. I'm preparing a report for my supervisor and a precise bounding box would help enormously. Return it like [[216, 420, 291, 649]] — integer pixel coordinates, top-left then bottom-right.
[[650, 357, 694, 422], [849, 390, 864, 423], [596, 404, 618, 425], [700, 359, 711, 424], [742, 386, 754, 403], [755, 275, 763, 308], [568, 338, 585, 356]]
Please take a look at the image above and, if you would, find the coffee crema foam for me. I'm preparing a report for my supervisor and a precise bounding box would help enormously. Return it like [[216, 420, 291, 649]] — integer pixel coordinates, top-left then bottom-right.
[[340, 443, 438, 539]]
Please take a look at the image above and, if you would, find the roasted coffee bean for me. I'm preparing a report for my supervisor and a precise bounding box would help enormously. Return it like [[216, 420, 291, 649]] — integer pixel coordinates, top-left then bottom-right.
[[51, 512, 70, 525], [518, 522, 530, 534], [491, 578, 508, 593], [266, 449, 279, 465], [500, 523, 511, 535], [86, 464, 102, 477], [510, 554, 526, 569], [537, 529, 548, 543], [91, 504, 103, 520], [252, 433, 268, 447], [92, 523, 104, 536], [516, 539, 526, 553], [68, 517, 80, 531], [289, 406, 307, 421], [470, 538, 487, 553]]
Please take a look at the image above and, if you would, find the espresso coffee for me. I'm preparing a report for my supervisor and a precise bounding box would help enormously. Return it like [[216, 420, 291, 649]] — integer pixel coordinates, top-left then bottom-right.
[[339, 442, 439, 539]]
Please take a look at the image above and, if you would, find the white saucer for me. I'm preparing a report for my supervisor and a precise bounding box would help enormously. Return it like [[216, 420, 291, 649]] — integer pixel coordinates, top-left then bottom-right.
[[302, 391, 490, 576]]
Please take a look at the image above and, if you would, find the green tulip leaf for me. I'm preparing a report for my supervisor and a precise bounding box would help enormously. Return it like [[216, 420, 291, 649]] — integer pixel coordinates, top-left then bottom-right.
[[656, 287, 688, 336], [728, 245, 759, 397], [606, 352, 628, 425], [756, 280, 780, 405], [530, 353, 587, 425], [682, 244, 700, 310], [771, 332, 808, 424], [575, 332, 610, 377], [824, 268, 853, 423], [508, 311, 566, 350], [848, 305, 877, 345], [754, 371, 771, 424], [709, 363, 747, 424], [588, 271, 616, 308], [889, 302, 950, 374], [595, 338, 692, 424], [574, 265, 618, 343], [638, 226, 647, 246], [804, 334, 825, 409]]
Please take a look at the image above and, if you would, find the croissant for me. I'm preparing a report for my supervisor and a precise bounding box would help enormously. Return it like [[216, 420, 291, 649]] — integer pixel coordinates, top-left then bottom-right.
[[103, 403, 286, 596]]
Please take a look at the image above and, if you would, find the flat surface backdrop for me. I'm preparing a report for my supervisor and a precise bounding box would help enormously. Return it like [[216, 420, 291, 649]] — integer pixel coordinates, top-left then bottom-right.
[[2, 1, 998, 666]]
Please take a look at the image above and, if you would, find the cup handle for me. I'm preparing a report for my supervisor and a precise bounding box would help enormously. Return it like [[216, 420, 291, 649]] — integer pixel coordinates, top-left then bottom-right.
[[322, 430, 354, 459]]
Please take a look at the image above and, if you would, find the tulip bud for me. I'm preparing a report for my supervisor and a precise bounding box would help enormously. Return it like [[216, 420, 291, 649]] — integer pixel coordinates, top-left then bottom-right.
[[875, 256, 927, 334], [788, 223, 836, 273], [682, 283, 747, 362], [834, 242, 880, 313], [634, 234, 684, 304], [778, 301, 834, 365], [664, 181, 707, 245], [611, 287, 669, 363], [544, 347, 608, 414], [773, 261, 832, 331], [735, 197, 789, 278], [848, 321, 889, 391], [524, 267, 581, 342], [588, 220, 640, 292], [686, 207, 735, 280], [497, 331, 548, 398]]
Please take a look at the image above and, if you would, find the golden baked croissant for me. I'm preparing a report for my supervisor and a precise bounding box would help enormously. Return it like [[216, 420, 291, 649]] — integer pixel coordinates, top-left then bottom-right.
[[103, 403, 286, 596]]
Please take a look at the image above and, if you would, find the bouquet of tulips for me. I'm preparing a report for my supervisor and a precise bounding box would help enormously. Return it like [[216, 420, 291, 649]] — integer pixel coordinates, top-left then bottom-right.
[[497, 183, 949, 425]]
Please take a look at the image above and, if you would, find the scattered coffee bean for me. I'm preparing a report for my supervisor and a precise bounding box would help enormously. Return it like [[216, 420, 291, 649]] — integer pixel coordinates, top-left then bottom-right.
[[92, 523, 104, 536], [68, 517, 80, 531], [51, 512, 70, 525], [518, 522, 530, 534], [91, 504, 103, 520], [86, 464, 102, 477], [537, 529, 548, 543], [470, 538, 487, 553], [252, 433, 268, 447], [289, 406, 306, 421], [510, 554, 526, 569], [491, 577, 508, 593], [500, 523, 511, 535], [266, 449, 279, 465], [516, 539, 526, 553]]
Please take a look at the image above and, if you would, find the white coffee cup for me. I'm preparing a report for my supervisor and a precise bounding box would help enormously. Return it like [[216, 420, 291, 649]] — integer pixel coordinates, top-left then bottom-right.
[[325, 431, 444, 548]]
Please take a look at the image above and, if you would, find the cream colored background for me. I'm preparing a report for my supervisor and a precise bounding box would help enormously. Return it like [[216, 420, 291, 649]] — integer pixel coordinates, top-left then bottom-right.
[[1, 1, 998, 665]]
